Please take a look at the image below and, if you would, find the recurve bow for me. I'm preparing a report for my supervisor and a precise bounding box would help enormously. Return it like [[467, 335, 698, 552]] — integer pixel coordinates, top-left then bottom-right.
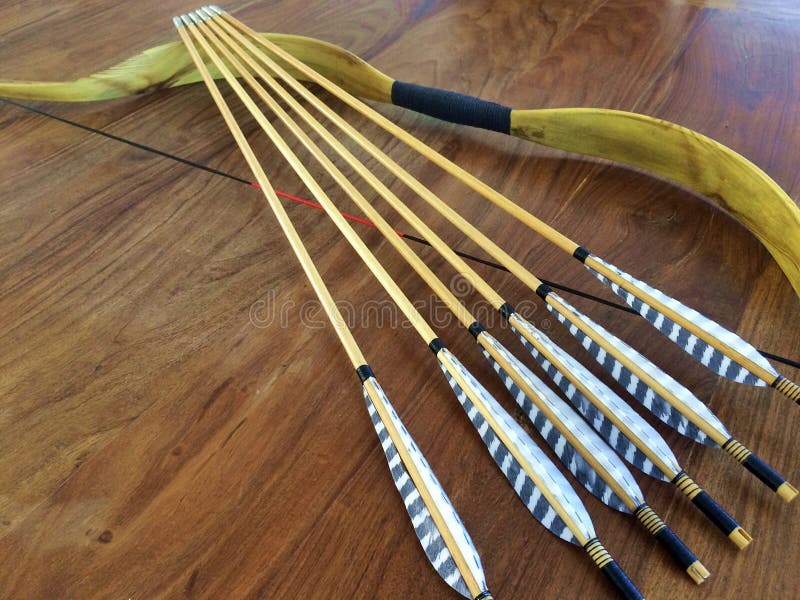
[[2, 31, 799, 296]]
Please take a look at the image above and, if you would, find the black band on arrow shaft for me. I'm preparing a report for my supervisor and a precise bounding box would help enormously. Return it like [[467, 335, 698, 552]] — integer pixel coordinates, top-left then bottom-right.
[[742, 453, 786, 491], [691, 490, 739, 535], [428, 338, 445, 354], [600, 561, 645, 600], [573, 246, 591, 262], [355, 364, 374, 383], [535, 283, 553, 299], [654, 526, 699, 570], [391, 80, 512, 134], [498, 302, 516, 319], [468, 321, 485, 338]]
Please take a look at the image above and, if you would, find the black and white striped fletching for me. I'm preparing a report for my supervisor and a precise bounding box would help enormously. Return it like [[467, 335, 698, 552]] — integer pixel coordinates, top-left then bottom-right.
[[364, 377, 488, 598], [477, 332, 643, 513], [586, 255, 778, 385], [508, 313, 680, 482], [435, 347, 595, 545], [546, 293, 730, 446]]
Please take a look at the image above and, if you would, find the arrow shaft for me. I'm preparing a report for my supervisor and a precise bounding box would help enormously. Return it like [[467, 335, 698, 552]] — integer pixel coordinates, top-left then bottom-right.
[[199, 15, 480, 330], [191, 8, 603, 546], [204, 11, 649, 512], [187, 15, 439, 344], [176, 10, 648, 598], [177, 15, 490, 598], [176, 19, 362, 367], [196, 17, 714, 585]]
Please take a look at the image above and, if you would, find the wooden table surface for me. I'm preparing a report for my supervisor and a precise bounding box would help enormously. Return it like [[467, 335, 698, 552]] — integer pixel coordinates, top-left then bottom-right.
[[1, 1, 799, 598]]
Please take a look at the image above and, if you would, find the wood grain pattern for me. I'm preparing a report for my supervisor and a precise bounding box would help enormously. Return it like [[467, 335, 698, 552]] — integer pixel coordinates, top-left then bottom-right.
[[1, 1, 798, 598]]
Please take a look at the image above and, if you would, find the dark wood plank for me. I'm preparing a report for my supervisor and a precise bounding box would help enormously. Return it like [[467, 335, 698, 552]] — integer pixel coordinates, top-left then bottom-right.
[[0, 1, 798, 598]]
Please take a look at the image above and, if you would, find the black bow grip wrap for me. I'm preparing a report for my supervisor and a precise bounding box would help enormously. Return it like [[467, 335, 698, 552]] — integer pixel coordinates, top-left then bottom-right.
[[391, 80, 512, 134]]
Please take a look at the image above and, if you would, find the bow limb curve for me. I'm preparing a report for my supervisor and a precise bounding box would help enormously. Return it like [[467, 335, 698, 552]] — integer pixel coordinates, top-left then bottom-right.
[[2, 31, 798, 296], [0, 33, 394, 103], [509, 108, 800, 296]]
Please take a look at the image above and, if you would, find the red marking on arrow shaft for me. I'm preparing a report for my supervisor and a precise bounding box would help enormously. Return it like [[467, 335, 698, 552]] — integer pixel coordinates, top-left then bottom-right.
[[251, 182, 405, 237]]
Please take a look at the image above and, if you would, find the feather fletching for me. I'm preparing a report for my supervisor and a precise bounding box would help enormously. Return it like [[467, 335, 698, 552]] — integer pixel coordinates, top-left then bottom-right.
[[436, 348, 595, 545], [364, 378, 487, 598]]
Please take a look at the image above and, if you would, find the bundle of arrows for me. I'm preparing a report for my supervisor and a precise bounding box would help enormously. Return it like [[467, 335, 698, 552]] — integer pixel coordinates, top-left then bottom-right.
[[3, 5, 799, 598]]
